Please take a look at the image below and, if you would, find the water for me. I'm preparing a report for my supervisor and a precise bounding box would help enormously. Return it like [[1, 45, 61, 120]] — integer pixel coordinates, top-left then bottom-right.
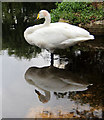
[[1, 2, 104, 119]]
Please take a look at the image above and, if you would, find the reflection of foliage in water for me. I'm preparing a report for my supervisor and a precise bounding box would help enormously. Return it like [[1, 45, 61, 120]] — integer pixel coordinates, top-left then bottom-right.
[[54, 84, 104, 107], [54, 45, 104, 110], [58, 47, 103, 118], [2, 2, 56, 59], [27, 106, 103, 118]]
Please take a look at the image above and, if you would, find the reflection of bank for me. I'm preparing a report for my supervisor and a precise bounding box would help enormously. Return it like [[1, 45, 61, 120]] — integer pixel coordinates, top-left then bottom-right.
[[25, 66, 91, 103]]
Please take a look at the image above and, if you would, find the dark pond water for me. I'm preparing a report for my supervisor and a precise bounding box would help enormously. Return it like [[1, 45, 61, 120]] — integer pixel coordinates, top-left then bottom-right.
[[1, 2, 104, 119]]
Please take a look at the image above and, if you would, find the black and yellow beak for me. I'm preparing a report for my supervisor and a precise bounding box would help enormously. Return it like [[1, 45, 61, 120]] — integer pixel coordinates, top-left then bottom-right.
[[37, 13, 40, 20], [34, 13, 40, 22]]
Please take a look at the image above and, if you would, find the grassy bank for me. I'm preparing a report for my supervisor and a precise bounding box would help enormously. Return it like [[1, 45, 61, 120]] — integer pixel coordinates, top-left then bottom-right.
[[51, 2, 104, 26]]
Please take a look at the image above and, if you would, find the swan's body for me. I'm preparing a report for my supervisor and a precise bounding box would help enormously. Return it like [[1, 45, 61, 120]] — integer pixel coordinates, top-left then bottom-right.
[[24, 10, 94, 52]]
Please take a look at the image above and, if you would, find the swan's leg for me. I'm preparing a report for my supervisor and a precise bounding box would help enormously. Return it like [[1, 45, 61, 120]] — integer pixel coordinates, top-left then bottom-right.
[[69, 46, 73, 52], [51, 53, 54, 66]]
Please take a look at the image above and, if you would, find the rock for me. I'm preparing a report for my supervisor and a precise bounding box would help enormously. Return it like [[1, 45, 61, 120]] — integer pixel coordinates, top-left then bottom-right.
[[59, 18, 69, 23], [94, 20, 104, 25]]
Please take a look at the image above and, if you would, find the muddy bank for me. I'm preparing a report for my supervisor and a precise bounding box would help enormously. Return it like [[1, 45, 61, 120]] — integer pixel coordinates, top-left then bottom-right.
[[84, 20, 104, 36]]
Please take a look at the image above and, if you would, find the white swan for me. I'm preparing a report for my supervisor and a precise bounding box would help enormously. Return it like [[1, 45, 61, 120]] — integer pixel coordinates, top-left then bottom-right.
[[24, 10, 94, 52]]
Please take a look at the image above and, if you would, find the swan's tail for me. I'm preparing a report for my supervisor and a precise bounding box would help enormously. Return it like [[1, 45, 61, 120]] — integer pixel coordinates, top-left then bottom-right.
[[61, 34, 94, 47], [76, 34, 94, 41], [88, 35, 94, 40]]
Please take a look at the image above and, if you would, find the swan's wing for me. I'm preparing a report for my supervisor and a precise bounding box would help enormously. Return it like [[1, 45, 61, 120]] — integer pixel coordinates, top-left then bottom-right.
[[30, 25, 69, 48], [29, 22, 94, 49], [34, 22, 93, 41], [51, 22, 94, 39], [50, 23, 94, 47]]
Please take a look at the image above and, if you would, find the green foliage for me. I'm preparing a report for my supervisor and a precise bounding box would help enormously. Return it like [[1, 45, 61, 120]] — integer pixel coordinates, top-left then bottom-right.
[[51, 2, 104, 25]]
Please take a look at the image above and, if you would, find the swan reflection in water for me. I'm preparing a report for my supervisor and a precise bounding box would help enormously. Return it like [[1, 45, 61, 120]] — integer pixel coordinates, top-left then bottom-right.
[[25, 66, 92, 103]]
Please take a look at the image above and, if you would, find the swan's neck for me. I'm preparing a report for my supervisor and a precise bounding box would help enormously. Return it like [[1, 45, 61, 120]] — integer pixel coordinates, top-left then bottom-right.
[[44, 14, 51, 26], [24, 27, 34, 39]]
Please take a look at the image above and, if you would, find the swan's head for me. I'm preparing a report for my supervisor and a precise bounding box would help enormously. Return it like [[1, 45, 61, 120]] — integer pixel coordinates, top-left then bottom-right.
[[37, 10, 50, 19]]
